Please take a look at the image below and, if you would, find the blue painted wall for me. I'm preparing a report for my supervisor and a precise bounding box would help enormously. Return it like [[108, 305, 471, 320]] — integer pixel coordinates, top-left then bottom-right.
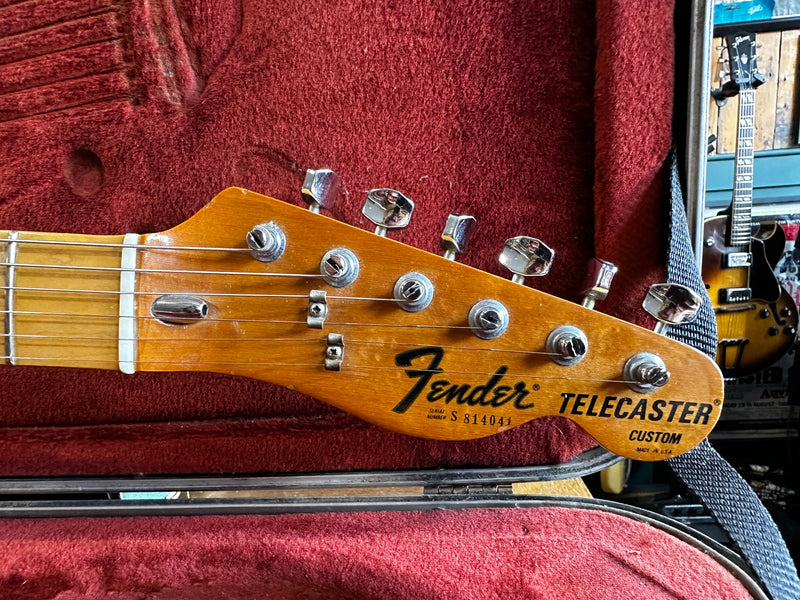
[[706, 149, 800, 208]]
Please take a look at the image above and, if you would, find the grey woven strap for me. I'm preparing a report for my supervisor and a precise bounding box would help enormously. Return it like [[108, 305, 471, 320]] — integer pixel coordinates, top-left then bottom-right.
[[663, 152, 800, 600]]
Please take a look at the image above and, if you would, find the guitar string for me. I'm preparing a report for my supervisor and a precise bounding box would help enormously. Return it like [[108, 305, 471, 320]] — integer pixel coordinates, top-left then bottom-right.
[[0, 242, 626, 371], [0, 309, 478, 330], [0, 355, 637, 384], [0, 331, 560, 357], [0, 286, 401, 302], [0, 261, 326, 279], [0, 239, 250, 252]]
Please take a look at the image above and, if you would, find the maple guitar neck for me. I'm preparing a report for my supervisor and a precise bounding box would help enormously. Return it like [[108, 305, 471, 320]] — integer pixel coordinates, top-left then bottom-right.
[[0, 188, 725, 460]]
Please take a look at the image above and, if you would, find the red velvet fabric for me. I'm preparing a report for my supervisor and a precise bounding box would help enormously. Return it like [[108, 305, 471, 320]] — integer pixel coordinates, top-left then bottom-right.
[[0, 507, 755, 599], [0, 0, 673, 475]]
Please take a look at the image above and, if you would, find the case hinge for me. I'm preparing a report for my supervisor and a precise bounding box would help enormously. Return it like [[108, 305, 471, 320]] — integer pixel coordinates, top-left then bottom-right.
[[423, 483, 514, 496]]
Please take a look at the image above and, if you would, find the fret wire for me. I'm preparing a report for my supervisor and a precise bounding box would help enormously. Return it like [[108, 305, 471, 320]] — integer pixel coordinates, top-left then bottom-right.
[[0, 355, 635, 384]]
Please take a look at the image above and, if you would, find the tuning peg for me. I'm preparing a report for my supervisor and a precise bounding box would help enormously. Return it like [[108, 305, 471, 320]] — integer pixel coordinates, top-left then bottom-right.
[[642, 283, 703, 335], [362, 189, 414, 236], [498, 236, 554, 284], [301, 168, 340, 213], [440, 214, 476, 260], [623, 284, 703, 393], [246, 222, 286, 263], [580, 259, 618, 309]]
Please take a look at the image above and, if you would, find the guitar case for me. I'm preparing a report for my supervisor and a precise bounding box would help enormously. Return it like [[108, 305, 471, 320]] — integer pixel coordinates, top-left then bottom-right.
[[0, 0, 786, 597]]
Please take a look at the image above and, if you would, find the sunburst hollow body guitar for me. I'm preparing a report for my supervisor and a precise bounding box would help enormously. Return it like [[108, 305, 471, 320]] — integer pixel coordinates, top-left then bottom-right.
[[703, 31, 798, 378]]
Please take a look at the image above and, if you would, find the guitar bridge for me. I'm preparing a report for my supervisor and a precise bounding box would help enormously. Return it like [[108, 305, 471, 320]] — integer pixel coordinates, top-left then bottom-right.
[[719, 287, 752, 303], [723, 252, 752, 268]]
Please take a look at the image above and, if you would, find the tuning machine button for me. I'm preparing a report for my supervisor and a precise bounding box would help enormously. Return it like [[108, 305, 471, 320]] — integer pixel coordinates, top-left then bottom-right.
[[362, 189, 414, 236], [642, 283, 703, 335], [440, 214, 476, 261], [581, 259, 618, 309], [498, 236, 554, 284], [301, 168, 340, 213]]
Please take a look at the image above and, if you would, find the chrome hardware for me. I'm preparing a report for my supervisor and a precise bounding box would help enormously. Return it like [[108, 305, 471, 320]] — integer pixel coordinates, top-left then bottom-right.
[[246, 222, 286, 262], [722, 252, 752, 268], [362, 188, 414, 236], [151, 295, 209, 325], [624, 352, 670, 393], [643, 283, 703, 335], [468, 300, 509, 339], [440, 214, 476, 260], [498, 236, 554, 284], [301, 168, 340, 213], [546, 326, 588, 366], [308, 290, 328, 329], [581, 259, 617, 309], [393, 272, 434, 312], [320, 248, 359, 287], [325, 333, 344, 371]]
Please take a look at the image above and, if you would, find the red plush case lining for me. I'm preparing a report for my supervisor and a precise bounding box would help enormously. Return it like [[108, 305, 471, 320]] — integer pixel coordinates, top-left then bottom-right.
[[0, 3, 754, 600], [0, 507, 755, 599], [0, 0, 670, 475]]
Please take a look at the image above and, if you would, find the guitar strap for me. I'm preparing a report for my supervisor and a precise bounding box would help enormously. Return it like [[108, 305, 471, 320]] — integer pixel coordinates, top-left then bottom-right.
[[663, 151, 800, 600]]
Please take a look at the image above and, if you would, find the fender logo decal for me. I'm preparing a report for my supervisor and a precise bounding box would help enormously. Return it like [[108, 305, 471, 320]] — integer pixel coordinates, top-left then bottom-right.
[[392, 347, 534, 414]]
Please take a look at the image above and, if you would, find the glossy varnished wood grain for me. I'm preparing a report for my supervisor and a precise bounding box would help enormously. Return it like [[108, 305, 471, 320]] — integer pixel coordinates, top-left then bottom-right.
[[1, 231, 124, 369], [129, 188, 725, 460]]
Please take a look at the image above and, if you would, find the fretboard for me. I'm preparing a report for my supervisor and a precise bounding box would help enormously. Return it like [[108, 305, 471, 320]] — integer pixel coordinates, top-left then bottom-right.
[[0, 231, 129, 370], [728, 86, 755, 248]]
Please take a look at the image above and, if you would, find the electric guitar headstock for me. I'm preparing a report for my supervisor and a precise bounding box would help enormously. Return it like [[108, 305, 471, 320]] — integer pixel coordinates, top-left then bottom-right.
[[719, 31, 765, 97], [2, 171, 724, 460], [122, 175, 723, 461]]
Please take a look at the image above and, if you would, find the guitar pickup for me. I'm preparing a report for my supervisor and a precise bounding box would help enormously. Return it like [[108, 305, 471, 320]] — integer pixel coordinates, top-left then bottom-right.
[[723, 252, 752, 268], [719, 288, 752, 303]]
